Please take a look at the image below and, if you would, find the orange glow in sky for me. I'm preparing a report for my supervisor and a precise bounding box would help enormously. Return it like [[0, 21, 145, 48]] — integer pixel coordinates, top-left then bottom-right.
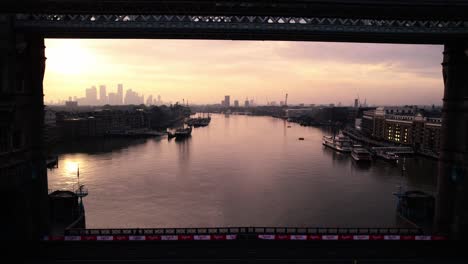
[[44, 39, 444, 105]]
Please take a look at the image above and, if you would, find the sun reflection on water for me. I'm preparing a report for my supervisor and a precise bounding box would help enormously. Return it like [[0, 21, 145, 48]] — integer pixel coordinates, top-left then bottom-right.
[[64, 160, 79, 175]]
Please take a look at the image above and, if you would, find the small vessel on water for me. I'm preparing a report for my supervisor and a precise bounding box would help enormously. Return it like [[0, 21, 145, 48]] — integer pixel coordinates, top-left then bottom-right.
[[371, 147, 413, 162], [175, 126, 192, 138], [393, 188, 434, 229], [392, 158, 434, 229], [49, 165, 88, 235], [322, 133, 353, 152], [168, 126, 192, 139], [186, 113, 211, 127], [351, 146, 372, 162], [375, 151, 399, 162], [46, 155, 59, 169]]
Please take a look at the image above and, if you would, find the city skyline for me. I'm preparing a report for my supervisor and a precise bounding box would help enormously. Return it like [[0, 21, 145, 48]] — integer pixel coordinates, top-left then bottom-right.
[[44, 39, 444, 105], [57, 84, 169, 106], [54, 85, 442, 108]]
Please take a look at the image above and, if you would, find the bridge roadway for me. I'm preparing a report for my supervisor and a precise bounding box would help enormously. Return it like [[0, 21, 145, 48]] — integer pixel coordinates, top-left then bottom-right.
[[60, 227, 427, 239], [19, 227, 463, 264]]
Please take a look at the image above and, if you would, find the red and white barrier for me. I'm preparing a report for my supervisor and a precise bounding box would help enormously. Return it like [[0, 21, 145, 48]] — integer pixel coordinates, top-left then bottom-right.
[[256, 234, 448, 241], [43, 234, 448, 241]]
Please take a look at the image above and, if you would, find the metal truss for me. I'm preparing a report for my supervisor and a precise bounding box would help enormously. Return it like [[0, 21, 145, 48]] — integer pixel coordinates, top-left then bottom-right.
[[13, 13, 468, 42]]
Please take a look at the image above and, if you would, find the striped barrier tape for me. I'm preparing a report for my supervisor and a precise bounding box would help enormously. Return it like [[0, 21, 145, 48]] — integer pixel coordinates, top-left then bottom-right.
[[257, 234, 448, 240], [43, 234, 448, 241]]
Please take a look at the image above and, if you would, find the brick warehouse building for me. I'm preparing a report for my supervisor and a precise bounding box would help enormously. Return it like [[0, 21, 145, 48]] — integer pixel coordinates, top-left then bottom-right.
[[361, 107, 442, 155]]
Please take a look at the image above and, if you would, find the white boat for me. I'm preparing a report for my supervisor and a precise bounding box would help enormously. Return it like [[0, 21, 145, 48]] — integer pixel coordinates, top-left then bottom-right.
[[376, 151, 399, 161], [322, 133, 352, 152], [351, 147, 372, 161]]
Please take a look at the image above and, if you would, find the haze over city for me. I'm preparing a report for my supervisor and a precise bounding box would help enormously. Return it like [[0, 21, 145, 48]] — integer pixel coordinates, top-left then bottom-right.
[[44, 39, 443, 106]]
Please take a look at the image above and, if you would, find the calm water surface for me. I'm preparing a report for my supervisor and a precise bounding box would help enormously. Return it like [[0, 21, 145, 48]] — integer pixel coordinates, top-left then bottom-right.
[[48, 114, 437, 228]]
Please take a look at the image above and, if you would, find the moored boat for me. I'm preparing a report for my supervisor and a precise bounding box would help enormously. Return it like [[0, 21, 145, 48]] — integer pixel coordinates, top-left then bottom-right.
[[174, 126, 192, 138], [46, 155, 59, 169], [375, 151, 399, 161], [167, 131, 176, 139], [351, 147, 372, 162], [186, 113, 211, 127], [322, 133, 352, 152]]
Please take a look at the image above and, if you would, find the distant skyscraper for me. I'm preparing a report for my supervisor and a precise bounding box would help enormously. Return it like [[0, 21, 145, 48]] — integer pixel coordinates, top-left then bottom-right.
[[249, 99, 254, 106], [244, 98, 250, 107], [354, 99, 359, 108], [99, 85, 107, 104], [65, 96, 77, 108], [108, 92, 118, 105], [221, 100, 224, 106], [146, 95, 153, 106], [117, 84, 123, 105], [125, 89, 143, 105], [124, 89, 130, 105], [224, 95, 230, 107], [234, 100, 239, 107], [85, 86, 97, 105], [157, 95, 161, 105]]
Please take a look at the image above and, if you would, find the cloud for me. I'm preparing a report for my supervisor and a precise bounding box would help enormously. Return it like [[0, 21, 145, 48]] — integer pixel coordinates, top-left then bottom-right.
[[273, 42, 443, 78]]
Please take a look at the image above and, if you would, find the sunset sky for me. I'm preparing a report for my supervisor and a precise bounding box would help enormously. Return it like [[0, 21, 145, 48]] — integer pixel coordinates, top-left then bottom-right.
[[44, 39, 444, 106]]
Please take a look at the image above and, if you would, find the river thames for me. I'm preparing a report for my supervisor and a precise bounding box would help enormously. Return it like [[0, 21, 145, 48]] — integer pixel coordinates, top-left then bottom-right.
[[48, 113, 437, 228]]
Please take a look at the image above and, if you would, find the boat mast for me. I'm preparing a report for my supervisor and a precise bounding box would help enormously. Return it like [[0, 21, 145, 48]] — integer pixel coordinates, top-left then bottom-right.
[[332, 123, 337, 143], [401, 157, 406, 177], [77, 164, 80, 190], [77, 164, 83, 206], [75, 163, 88, 208], [396, 157, 406, 194]]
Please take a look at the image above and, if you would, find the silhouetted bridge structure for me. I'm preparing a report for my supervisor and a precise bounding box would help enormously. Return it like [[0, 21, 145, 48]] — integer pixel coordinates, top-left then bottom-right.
[[1, 3, 467, 263], [43, 227, 451, 241], [4, 1, 468, 43]]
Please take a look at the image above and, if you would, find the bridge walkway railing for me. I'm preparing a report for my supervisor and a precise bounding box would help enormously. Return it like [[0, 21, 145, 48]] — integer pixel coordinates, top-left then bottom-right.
[[65, 227, 423, 236]]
